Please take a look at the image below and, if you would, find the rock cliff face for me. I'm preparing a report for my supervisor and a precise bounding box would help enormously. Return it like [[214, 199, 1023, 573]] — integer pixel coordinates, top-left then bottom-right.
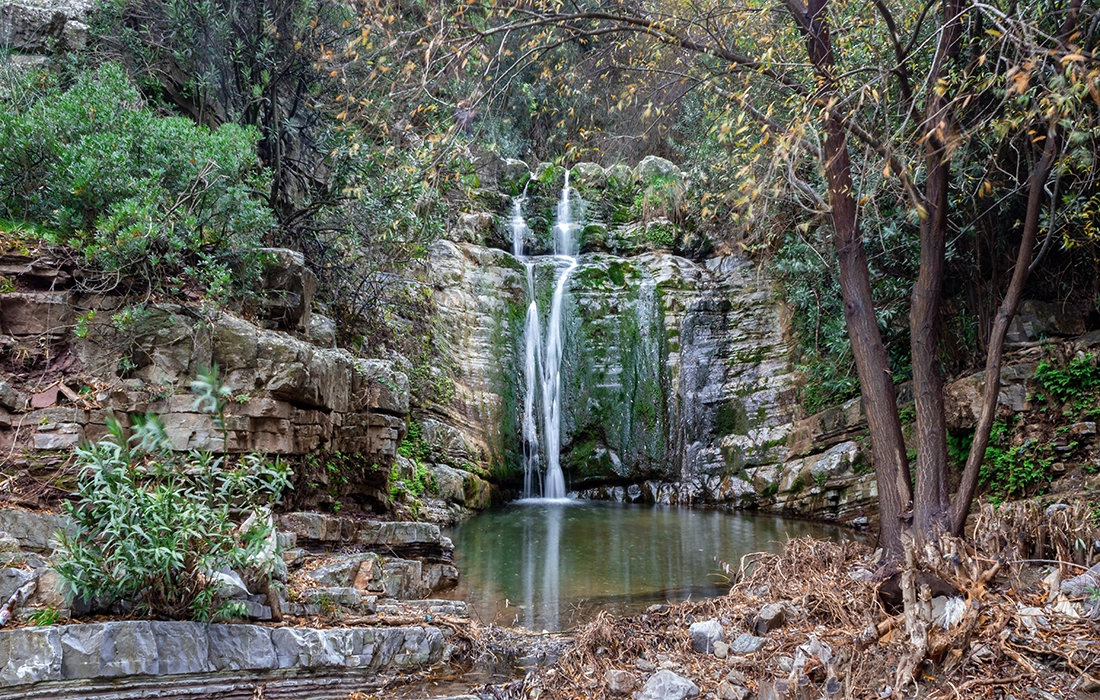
[[0, 250, 408, 513], [424, 234, 884, 521], [420, 162, 801, 495]]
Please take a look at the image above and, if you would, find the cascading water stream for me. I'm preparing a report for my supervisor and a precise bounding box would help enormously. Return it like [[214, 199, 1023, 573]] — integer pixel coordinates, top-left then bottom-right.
[[511, 174, 579, 500], [510, 198, 544, 498]]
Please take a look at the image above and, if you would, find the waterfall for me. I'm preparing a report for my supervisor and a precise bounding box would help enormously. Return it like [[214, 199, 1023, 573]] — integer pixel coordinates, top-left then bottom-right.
[[510, 199, 542, 497], [512, 173, 579, 500]]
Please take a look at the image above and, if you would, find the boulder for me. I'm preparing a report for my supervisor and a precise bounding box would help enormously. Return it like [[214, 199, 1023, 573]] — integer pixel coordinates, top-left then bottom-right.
[[151, 621, 212, 675], [28, 567, 64, 608], [206, 624, 278, 671], [0, 0, 93, 52], [1006, 299, 1086, 342], [0, 381, 27, 412], [636, 155, 681, 183], [297, 587, 367, 610], [500, 158, 531, 193], [257, 248, 317, 331], [571, 162, 607, 189], [382, 558, 424, 599], [422, 562, 460, 593], [306, 313, 336, 347], [637, 669, 700, 700], [606, 163, 635, 189], [306, 553, 382, 588], [420, 417, 476, 464], [688, 618, 725, 654], [0, 568, 35, 603], [0, 508, 64, 551], [59, 621, 158, 678], [462, 471, 492, 510], [430, 464, 467, 505], [533, 162, 564, 186], [806, 441, 861, 482], [279, 512, 350, 543], [271, 627, 347, 668], [354, 358, 410, 415], [944, 364, 1033, 430], [716, 681, 752, 700], [792, 636, 833, 673], [0, 292, 71, 336]]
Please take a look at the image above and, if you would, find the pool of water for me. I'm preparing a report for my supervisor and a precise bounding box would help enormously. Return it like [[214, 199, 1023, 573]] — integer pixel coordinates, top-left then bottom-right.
[[443, 500, 860, 631]]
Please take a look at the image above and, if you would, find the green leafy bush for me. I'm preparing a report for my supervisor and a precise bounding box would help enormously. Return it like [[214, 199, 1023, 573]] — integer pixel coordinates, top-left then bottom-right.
[[0, 63, 273, 297], [1034, 353, 1100, 412], [55, 367, 291, 621], [978, 420, 1055, 501]]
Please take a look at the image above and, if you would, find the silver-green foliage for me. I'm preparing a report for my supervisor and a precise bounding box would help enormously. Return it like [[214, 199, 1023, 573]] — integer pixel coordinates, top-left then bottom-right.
[[55, 367, 291, 621]]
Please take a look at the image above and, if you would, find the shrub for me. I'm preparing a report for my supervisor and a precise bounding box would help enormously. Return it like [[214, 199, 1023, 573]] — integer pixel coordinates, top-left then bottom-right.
[[55, 366, 291, 621], [1034, 353, 1100, 411], [978, 419, 1055, 501], [0, 63, 273, 297]]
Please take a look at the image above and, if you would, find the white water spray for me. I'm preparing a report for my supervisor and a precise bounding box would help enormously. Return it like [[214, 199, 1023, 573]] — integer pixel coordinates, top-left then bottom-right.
[[512, 173, 580, 499]]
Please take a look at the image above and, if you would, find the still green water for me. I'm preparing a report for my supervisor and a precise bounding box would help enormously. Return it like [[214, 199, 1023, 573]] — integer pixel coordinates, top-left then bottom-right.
[[443, 500, 859, 631]]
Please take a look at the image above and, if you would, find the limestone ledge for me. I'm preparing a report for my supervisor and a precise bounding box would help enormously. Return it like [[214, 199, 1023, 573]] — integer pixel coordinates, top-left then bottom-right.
[[577, 331, 1100, 523], [575, 440, 877, 524], [1, 302, 409, 461], [0, 620, 443, 689]]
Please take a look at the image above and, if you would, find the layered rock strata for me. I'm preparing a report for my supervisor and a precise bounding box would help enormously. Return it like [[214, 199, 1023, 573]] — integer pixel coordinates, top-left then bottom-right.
[[0, 620, 444, 697]]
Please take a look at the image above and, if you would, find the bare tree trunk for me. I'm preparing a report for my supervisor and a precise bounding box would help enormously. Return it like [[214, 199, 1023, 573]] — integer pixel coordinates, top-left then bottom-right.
[[950, 127, 1060, 534], [911, 157, 950, 539], [911, 0, 963, 542], [790, 0, 912, 559], [949, 0, 1079, 533]]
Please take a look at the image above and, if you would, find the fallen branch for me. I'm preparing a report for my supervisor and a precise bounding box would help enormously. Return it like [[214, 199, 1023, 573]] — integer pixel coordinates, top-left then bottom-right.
[[0, 578, 37, 628]]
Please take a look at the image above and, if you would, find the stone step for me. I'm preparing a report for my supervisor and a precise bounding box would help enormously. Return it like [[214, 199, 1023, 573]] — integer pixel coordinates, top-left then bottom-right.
[[0, 620, 444, 691]]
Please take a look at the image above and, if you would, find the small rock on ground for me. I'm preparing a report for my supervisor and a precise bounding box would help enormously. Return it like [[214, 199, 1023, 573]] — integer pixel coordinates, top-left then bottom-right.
[[753, 602, 786, 635], [637, 669, 700, 700], [728, 633, 767, 655], [716, 680, 752, 700], [604, 668, 637, 695], [688, 618, 725, 654]]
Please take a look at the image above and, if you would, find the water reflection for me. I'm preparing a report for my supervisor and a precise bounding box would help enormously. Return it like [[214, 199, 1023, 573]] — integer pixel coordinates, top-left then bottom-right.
[[444, 501, 860, 631]]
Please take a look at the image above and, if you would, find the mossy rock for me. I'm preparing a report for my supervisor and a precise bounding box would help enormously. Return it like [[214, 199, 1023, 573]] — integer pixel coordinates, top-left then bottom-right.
[[570, 162, 607, 190], [636, 155, 682, 184], [606, 163, 636, 191], [581, 222, 610, 252], [533, 162, 565, 188]]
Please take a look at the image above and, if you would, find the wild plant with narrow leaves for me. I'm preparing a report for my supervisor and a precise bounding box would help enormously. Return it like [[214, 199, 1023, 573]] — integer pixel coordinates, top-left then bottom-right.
[[55, 365, 290, 621]]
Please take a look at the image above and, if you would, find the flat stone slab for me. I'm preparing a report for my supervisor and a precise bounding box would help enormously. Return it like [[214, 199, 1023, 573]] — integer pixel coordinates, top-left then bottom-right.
[[0, 509, 65, 551], [0, 620, 444, 688]]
